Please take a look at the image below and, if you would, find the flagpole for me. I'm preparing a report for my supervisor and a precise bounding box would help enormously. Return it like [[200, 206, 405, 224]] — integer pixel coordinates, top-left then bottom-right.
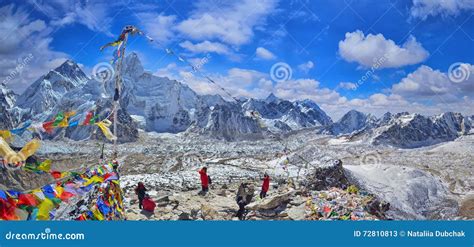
[[113, 34, 128, 158]]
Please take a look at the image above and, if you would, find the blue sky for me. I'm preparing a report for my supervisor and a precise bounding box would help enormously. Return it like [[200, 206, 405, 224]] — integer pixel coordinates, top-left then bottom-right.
[[0, 0, 473, 119]]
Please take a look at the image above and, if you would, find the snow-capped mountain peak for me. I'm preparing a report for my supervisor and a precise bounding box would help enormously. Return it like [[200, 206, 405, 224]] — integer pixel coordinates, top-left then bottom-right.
[[0, 83, 16, 109], [53, 59, 88, 84], [15, 60, 88, 117], [0, 83, 17, 129], [265, 93, 280, 103], [123, 52, 144, 79]]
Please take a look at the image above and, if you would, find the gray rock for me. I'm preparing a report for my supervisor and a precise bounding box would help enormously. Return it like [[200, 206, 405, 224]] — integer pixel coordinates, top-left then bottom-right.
[[305, 160, 349, 191], [287, 203, 306, 220], [246, 191, 294, 210]]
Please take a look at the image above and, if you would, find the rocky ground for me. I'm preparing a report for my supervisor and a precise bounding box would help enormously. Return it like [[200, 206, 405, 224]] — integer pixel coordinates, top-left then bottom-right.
[[1, 129, 472, 220]]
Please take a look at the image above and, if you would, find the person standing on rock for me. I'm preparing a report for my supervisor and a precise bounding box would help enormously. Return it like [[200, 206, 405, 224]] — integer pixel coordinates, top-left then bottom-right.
[[260, 173, 270, 199], [198, 167, 209, 195], [135, 182, 147, 209]]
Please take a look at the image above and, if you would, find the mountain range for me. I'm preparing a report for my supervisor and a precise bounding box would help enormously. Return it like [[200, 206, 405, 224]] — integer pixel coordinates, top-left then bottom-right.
[[0, 53, 472, 148]]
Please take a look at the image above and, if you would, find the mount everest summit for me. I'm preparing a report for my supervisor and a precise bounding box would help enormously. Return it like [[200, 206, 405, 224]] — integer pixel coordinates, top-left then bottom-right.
[[1, 53, 472, 148]]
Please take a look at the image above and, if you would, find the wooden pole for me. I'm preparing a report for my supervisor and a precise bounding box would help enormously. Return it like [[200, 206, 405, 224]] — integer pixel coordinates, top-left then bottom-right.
[[113, 34, 129, 158]]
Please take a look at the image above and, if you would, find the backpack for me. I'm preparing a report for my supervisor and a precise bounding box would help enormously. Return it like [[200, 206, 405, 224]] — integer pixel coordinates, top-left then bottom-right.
[[208, 175, 212, 185]]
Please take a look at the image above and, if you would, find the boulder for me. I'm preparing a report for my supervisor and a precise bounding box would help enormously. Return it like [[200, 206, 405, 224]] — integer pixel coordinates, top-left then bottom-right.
[[305, 160, 349, 190], [178, 212, 191, 220], [246, 191, 294, 210], [201, 204, 219, 220], [287, 203, 306, 220]]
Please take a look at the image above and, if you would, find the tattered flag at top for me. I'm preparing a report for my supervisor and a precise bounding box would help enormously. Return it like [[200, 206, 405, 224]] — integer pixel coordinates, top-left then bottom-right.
[[95, 120, 117, 141]]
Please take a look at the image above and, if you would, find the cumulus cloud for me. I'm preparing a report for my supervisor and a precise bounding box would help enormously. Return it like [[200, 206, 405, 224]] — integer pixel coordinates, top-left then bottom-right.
[[28, 0, 115, 35], [175, 0, 278, 46], [410, 0, 474, 20], [180, 40, 230, 55], [338, 82, 357, 90], [298, 61, 314, 73], [338, 30, 429, 69], [391, 64, 474, 102], [255, 47, 276, 60], [0, 4, 68, 93], [137, 13, 177, 44]]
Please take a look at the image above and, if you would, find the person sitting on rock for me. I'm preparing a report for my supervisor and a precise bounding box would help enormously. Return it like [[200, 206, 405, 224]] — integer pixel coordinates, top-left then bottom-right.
[[134, 182, 147, 209], [260, 173, 270, 199], [198, 167, 209, 195]]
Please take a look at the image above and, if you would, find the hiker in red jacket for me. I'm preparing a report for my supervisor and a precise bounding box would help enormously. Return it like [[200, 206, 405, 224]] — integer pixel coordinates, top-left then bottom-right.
[[198, 167, 209, 195], [260, 173, 270, 199]]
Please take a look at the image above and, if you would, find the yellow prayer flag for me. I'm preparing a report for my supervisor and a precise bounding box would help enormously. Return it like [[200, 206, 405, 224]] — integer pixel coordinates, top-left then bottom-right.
[[37, 160, 52, 172], [37, 198, 54, 220], [55, 186, 64, 197], [58, 111, 76, 127], [83, 175, 104, 186], [92, 207, 104, 220], [0, 130, 12, 142], [95, 120, 117, 141]]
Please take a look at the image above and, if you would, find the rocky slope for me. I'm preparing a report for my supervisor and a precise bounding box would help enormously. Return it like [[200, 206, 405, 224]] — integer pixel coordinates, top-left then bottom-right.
[[324, 110, 471, 148], [371, 112, 471, 148], [242, 94, 333, 132]]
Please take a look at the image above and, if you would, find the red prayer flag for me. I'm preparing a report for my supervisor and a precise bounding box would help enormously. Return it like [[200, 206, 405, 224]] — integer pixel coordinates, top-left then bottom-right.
[[17, 194, 38, 207], [50, 171, 62, 179], [59, 191, 75, 201], [83, 112, 93, 126], [0, 198, 18, 220], [42, 121, 55, 134], [76, 214, 86, 221]]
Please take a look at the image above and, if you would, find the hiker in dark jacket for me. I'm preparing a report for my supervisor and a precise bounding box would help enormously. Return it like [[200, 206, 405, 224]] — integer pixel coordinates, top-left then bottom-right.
[[134, 182, 147, 209]]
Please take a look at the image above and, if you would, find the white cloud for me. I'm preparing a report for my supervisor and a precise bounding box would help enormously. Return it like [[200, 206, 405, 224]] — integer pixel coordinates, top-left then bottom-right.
[[338, 30, 429, 69], [175, 0, 278, 46], [28, 0, 115, 35], [338, 82, 357, 90], [0, 4, 68, 93], [298, 61, 314, 73], [410, 0, 474, 20], [391, 64, 474, 102], [137, 13, 177, 44], [255, 47, 276, 60], [180, 40, 230, 55]]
